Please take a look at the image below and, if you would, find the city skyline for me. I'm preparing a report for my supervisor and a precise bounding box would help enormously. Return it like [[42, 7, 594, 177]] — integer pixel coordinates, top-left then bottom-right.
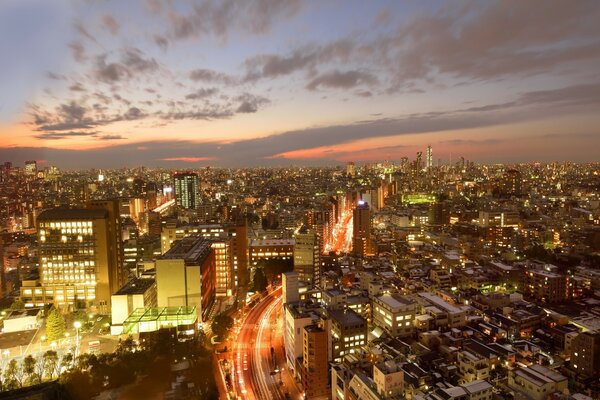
[[1, 0, 600, 168]]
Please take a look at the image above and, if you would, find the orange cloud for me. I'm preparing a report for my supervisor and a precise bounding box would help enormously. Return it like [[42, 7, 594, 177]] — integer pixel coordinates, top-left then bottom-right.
[[159, 157, 216, 162]]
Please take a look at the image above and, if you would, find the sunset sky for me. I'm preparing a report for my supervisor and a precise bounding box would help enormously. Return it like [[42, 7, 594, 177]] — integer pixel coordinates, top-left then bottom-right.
[[1, 0, 599, 168]]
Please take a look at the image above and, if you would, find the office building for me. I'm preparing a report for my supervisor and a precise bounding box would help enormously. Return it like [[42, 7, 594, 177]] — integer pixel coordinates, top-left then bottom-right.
[[328, 308, 368, 362], [428, 200, 450, 226], [352, 200, 371, 258], [87, 199, 125, 295], [284, 301, 322, 377], [249, 239, 294, 266], [346, 161, 356, 177], [24, 160, 37, 176], [302, 323, 330, 399], [570, 331, 600, 379], [160, 222, 247, 297], [372, 294, 416, 338], [293, 225, 322, 285], [174, 172, 199, 210], [426, 145, 433, 170], [155, 236, 215, 321], [25, 208, 119, 312], [502, 169, 522, 196], [283, 271, 300, 304], [110, 278, 157, 334]]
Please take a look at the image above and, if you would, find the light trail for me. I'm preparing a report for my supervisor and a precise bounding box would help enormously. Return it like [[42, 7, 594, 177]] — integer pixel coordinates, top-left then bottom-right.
[[326, 208, 354, 254], [253, 295, 283, 399]]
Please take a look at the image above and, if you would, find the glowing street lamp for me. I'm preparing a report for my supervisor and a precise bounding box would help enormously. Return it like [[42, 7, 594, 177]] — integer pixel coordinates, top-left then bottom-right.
[[74, 321, 82, 358]]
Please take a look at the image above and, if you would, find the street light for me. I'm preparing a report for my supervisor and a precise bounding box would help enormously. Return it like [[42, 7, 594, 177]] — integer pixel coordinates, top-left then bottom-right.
[[74, 321, 82, 358]]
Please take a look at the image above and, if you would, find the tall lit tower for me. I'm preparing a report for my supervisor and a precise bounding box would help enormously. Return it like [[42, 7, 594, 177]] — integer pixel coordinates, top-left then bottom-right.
[[352, 200, 371, 258], [426, 145, 433, 170], [24, 160, 37, 176], [174, 172, 199, 210], [293, 225, 322, 285], [346, 162, 356, 177]]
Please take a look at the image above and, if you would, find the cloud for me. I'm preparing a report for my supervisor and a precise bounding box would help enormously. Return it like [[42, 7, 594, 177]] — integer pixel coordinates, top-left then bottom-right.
[[189, 68, 235, 84], [160, 157, 216, 162], [243, 39, 355, 81], [306, 70, 377, 91], [154, 35, 169, 50], [68, 41, 86, 62], [381, 1, 600, 90], [185, 88, 218, 100], [121, 48, 159, 72], [101, 15, 119, 35], [69, 82, 86, 92], [97, 134, 126, 141], [94, 57, 130, 83], [46, 72, 65, 80], [73, 22, 97, 43], [167, 0, 302, 41], [235, 94, 270, 113], [34, 131, 98, 140], [92, 48, 158, 83]]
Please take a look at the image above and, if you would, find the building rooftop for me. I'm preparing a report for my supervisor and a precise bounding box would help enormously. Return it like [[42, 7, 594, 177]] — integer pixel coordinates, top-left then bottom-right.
[[328, 308, 366, 327], [377, 294, 415, 309], [38, 208, 107, 221], [250, 239, 295, 247], [114, 278, 156, 296], [161, 235, 212, 264], [462, 380, 492, 394], [419, 292, 462, 314]]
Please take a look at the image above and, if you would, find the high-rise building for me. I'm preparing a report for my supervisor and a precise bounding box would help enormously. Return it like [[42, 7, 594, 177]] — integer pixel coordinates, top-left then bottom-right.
[[352, 201, 371, 258], [24, 160, 37, 176], [25, 208, 119, 312], [293, 225, 321, 285], [174, 172, 199, 210], [328, 308, 368, 362], [502, 169, 522, 197], [372, 294, 416, 338], [346, 162, 356, 177], [570, 331, 600, 379], [282, 271, 299, 304], [87, 200, 125, 296], [302, 322, 330, 398], [426, 145, 433, 170], [428, 200, 450, 226], [415, 151, 423, 172]]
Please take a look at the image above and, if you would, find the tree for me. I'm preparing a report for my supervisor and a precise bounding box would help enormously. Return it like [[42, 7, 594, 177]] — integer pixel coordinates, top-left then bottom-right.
[[253, 267, 268, 292], [9, 299, 25, 310], [211, 313, 234, 340], [45, 306, 66, 342], [22, 355, 39, 385], [61, 369, 95, 400], [60, 352, 74, 372], [43, 350, 59, 380], [3, 359, 22, 390]]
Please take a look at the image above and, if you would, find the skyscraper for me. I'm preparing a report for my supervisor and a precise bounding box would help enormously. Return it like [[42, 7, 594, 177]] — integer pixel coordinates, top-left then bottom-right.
[[502, 169, 522, 197], [293, 225, 322, 285], [426, 145, 433, 170], [174, 172, 199, 209], [346, 161, 356, 177], [24, 160, 37, 176], [302, 322, 330, 398], [352, 200, 371, 258]]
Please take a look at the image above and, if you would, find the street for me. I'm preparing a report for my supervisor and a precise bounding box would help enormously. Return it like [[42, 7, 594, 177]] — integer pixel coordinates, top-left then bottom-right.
[[223, 286, 302, 400]]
